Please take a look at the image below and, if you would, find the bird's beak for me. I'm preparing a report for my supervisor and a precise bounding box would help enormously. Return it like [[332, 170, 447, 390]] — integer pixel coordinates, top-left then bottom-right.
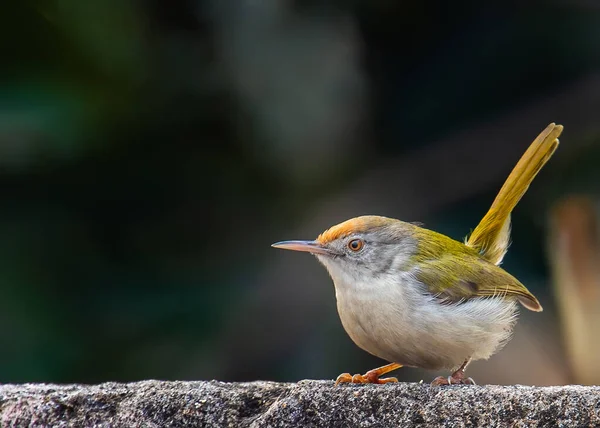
[[271, 240, 335, 256]]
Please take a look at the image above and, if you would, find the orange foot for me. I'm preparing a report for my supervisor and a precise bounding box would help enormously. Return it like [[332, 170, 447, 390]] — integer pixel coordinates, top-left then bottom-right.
[[334, 362, 402, 386], [430, 358, 475, 386], [430, 375, 476, 386]]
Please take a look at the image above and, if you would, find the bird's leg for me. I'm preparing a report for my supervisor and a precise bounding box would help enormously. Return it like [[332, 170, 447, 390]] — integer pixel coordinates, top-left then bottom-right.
[[431, 358, 476, 386], [335, 362, 403, 386]]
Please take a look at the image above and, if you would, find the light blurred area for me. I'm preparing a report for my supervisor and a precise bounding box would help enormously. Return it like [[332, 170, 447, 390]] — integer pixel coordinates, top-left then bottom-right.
[[0, 1, 599, 386]]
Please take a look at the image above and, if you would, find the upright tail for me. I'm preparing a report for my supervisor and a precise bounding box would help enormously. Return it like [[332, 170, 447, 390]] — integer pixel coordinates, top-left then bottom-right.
[[466, 123, 563, 265]]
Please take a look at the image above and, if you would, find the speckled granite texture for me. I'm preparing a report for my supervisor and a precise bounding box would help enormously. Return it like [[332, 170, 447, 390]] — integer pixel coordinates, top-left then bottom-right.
[[1, 380, 599, 427]]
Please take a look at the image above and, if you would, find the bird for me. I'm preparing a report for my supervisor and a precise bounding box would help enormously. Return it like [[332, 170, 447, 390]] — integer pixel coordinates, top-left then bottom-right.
[[272, 123, 563, 386]]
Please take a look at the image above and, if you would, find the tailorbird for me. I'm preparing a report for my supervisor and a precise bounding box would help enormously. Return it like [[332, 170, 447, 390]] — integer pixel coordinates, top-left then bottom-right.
[[272, 123, 562, 386]]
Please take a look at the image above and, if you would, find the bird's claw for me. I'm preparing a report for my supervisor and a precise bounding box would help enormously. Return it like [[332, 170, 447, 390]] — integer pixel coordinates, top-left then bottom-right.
[[334, 371, 398, 386], [430, 375, 476, 386], [334, 373, 353, 385]]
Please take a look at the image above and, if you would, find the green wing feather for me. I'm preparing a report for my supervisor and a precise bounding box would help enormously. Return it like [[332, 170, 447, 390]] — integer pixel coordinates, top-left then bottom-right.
[[411, 227, 542, 312], [403, 124, 561, 312]]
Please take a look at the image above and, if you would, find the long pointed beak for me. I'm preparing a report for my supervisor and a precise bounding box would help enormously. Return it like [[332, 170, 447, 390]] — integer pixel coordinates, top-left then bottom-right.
[[271, 240, 335, 256]]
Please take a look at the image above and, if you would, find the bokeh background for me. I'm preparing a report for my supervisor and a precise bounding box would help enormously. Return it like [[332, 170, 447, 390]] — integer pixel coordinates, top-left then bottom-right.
[[1, 0, 600, 386]]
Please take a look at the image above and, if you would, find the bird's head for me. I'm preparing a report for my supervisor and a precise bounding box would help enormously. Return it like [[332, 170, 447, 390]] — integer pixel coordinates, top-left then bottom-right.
[[272, 216, 417, 286]]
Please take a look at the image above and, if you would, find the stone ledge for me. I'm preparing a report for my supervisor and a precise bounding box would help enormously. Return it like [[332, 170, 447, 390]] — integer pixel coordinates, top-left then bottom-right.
[[1, 380, 600, 427]]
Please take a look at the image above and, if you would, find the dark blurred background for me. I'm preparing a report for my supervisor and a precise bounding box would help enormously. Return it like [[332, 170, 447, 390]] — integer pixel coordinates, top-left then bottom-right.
[[1, 0, 599, 386]]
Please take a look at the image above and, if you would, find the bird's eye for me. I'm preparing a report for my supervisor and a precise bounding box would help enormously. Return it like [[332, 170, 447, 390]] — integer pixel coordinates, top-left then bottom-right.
[[347, 239, 364, 252]]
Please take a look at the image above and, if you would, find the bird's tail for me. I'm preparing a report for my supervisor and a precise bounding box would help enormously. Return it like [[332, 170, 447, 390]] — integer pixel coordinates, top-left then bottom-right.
[[466, 123, 563, 265]]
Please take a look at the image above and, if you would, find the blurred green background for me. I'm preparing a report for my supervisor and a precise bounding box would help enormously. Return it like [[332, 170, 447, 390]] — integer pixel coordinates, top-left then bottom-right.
[[1, 0, 599, 385]]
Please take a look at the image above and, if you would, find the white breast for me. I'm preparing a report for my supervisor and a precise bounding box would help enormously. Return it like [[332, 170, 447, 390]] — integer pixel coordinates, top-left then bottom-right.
[[328, 266, 518, 370]]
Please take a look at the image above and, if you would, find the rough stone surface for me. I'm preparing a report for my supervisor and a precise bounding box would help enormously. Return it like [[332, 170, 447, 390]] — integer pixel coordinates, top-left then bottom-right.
[[1, 380, 600, 427]]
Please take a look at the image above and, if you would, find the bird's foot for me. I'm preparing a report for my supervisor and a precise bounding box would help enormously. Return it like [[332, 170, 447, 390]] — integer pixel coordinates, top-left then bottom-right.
[[430, 358, 475, 386], [334, 362, 402, 386], [430, 371, 476, 386], [430, 375, 476, 386], [335, 371, 398, 385]]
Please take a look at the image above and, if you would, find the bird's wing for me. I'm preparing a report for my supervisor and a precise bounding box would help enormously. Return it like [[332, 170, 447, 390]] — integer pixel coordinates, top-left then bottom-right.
[[415, 253, 542, 312]]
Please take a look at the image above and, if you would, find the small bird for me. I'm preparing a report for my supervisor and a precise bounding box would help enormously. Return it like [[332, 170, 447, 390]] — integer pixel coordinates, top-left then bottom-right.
[[272, 123, 563, 386]]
